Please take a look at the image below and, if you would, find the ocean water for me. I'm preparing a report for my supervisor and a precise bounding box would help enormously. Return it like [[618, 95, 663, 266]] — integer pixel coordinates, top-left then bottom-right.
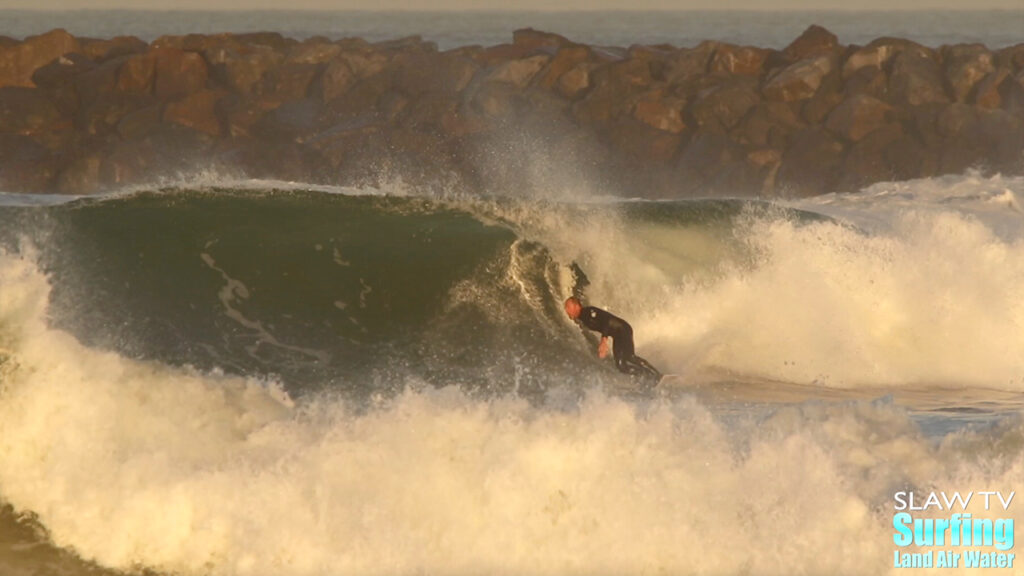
[[0, 170, 1022, 575], [0, 9, 1022, 576], [1, 9, 1023, 49]]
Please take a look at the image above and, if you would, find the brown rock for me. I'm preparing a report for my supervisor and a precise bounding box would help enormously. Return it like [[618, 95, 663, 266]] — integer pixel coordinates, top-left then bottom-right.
[[664, 41, 716, 85], [676, 131, 743, 185], [783, 25, 839, 61], [557, 62, 596, 100], [762, 55, 835, 102], [710, 44, 769, 76], [690, 80, 759, 131], [153, 48, 209, 101], [261, 63, 318, 102], [973, 67, 1011, 109], [0, 87, 62, 133], [286, 41, 343, 66], [888, 50, 948, 106], [392, 52, 477, 95], [839, 122, 905, 189], [842, 43, 897, 78], [943, 44, 994, 103], [737, 101, 804, 148], [843, 65, 888, 99], [321, 57, 356, 103], [0, 134, 59, 192], [31, 53, 95, 114], [116, 105, 162, 140], [117, 52, 156, 94], [81, 36, 147, 62], [484, 55, 551, 89], [825, 94, 894, 141], [78, 92, 153, 136], [0, 29, 81, 88], [512, 29, 572, 52], [776, 127, 846, 195], [535, 45, 591, 90], [607, 117, 681, 163], [206, 43, 283, 96], [632, 88, 686, 133], [164, 89, 224, 136]]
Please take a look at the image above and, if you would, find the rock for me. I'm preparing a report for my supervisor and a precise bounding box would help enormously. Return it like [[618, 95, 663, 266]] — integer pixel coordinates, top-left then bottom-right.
[[535, 45, 591, 90], [321, 57, 356, 103], [512, 29, 572, 52], [0, 29, 81, 88], [842, 44, 896, 78], [117, 52, 156, 94], [664, 41, 716, 85], [631, 88, 686, 133], [737, 100, 804, 148], [206, 42, 283, 96], [709, 44, 769, 76], [676, 131, 743, 187], [763, 55, 835, 102], [690, 79, 759, 131], [484, 54, 550, 89], [81, 36, 147, 62], [888, 49, 948, 106], [607, 117, 681, 162], [0, 134, 60, 192], [995, 43, 1024, 71], [843, 65, 888, 99], [825, 94, 894, 141], [116, 105, 162, 140], [0, 87, 62, 133], [256, 97, 327, 139], [164, 89, 224, 136], [556, 62, 596, 100], [392, 52, 477, 95], [152, 48, 209, 101], [260, 63, 319, 103], [783, 25, 839, 61], [286, 41, 342, 66], [944, 44, 994, 103], [839, 122, 905, 189], [31, 53, 95, 114], [973, 67, 1011, 109], [776, 127, 846, 195]]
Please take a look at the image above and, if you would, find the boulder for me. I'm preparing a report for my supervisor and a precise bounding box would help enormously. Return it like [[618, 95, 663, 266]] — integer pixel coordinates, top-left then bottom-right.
[[607, 117, 681, 163], [0, 134, 60, 192], [81, 36, 147, 62], [631, 88, 686, 133], [164, 89, 225, 136], [260, 63, 319, 103], [776, 127, 846, 195], [392, 52, 477, 95], [972, 67, 1011, 109], [117, 52, 156, 94], [0, 29, 81, 88], [321, 57, 356, 103], [206, 42, 283, 96], [0, 87, 62, 133], [709, 44, 769, 76], [888, 49, 949, 106], [737, 100, 804, 148], [839, 122, 905, 189], [825, 94, 894, 142], [152, 48, 209, 101], [843, 65, 888, 99], [534, 45, 591, 90], [484, 54, 551, 89], [783, 25, 839, 61], [556, 62, 596, 100], [286, 41, 343, 66], [943, 44, 994, 103], [512, 29, 572, 52], [690, 79, 759, 131], [762, 55, 835, 102], [664, 41, 716, 85]]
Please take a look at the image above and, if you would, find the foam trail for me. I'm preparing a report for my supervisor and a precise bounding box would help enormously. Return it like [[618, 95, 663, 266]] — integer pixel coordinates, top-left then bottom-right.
[[0, 252, 1021, 575]]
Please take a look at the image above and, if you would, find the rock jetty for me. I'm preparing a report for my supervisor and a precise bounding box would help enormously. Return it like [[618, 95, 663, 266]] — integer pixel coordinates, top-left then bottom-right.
[[0, 26, 1022, 196]]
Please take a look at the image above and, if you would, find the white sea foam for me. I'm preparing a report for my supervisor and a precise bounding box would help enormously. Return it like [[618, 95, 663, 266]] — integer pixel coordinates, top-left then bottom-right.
[[0, 250, 1021, 576]]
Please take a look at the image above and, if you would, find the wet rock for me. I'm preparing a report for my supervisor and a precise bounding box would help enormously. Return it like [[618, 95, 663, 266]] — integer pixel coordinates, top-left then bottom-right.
[[776, 127, 846, 195], [763, 55, 835, 102], [152, 48, 209, 101], [690, 79, 759, 131], [710, 44, 769, 76], [0, 87, 62, 133], [81, 36, 147, 62], [664, 41, 716, 85], [888, 49, 949, 106], [484, 54, 551, 89], [632, 88, 686, 133], [164, 89, 225, 136], [206, 42, 283, 96], [944, 44, 994, 103], [783, 25, 839, 61], [0, 29, 81, 88], [825, 94, 894, 142], [535, 45, 591, 90], [117, 52, 157, 94]]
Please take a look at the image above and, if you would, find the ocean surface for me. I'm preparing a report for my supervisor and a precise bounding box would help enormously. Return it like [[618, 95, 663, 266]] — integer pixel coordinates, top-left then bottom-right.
[[1, 9, 1023, 49], [0, 9, 1022, 576]]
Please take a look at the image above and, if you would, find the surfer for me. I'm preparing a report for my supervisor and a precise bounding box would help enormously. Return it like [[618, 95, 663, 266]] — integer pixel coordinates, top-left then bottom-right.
[[564, 296, 662, 384]]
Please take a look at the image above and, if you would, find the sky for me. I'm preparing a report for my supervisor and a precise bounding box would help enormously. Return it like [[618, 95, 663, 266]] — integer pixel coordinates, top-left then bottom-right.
[[2, 0, 1022, 9]]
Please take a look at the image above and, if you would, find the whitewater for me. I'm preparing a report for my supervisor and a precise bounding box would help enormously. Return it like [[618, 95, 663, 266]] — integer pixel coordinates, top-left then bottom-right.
[[0, 171, 1021, 575]]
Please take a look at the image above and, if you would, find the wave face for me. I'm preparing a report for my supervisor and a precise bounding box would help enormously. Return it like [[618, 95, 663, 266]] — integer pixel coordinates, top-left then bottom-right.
[[0, 172, 1022, 575]]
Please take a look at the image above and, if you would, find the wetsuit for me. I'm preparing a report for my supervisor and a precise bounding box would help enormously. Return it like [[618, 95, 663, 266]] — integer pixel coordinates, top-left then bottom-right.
[[577, 306, 661, 382]]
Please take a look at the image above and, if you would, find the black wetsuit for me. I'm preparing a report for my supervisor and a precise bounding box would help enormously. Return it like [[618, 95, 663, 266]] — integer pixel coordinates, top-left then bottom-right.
[[577, 306, 661, 382]]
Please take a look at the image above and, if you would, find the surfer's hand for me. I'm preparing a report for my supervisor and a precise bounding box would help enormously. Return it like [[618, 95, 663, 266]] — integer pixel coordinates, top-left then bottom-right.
[[597, 338, 609, 359]]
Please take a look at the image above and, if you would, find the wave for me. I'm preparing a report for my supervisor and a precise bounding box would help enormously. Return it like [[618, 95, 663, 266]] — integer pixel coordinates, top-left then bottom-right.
[[1, 173, 1023, 391]]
